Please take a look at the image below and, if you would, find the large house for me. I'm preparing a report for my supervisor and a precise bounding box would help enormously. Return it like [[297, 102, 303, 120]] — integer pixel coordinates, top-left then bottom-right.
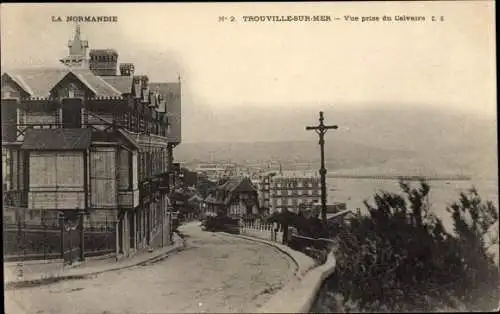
[[1, 25, 182, 258], [202, 177, 259, 218], [259, 171, 322, 214]]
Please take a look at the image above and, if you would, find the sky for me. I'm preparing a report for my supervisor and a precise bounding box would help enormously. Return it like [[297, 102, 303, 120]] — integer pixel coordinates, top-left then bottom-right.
[[1, 2, 497, 143]]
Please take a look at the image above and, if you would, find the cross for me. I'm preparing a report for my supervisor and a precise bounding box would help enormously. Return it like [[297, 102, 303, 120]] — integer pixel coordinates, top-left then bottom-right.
[[306, 111, 338, 225]]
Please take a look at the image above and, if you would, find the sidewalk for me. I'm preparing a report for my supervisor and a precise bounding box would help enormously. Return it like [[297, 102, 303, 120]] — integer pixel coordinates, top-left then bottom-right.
[[5, 233, 186, 289]]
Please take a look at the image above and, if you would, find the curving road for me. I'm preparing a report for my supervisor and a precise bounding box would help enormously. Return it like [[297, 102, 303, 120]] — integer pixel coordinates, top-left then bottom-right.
[[6, 222, 296, 314]]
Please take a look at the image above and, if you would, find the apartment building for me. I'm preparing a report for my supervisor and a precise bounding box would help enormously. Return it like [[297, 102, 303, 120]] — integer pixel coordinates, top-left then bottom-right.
[[260, 171, 322, 214], [1, 25, 182, 258]]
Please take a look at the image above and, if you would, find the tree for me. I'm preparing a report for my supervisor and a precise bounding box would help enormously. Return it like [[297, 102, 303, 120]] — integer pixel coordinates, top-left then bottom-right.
[[313, 180, 500, 312]]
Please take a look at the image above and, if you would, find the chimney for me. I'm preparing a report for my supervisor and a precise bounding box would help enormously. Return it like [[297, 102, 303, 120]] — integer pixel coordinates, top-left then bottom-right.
[[119, 63, 135, 76], [89, 49, 119, 76]]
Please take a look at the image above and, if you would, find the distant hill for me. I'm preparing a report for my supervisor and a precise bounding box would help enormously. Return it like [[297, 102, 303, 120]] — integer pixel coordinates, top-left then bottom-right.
[[176, 106, 497, 179], [175, 139, 496, 180], [175, 139, 414, 170]]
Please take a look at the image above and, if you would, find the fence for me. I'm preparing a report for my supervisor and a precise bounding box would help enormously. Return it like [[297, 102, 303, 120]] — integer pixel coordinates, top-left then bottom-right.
[[83, 225, 117, 258], [3, 221, 116, 262], [239, 220, 285, 243], [3, 223, 62, 262], [239, 220, 336, 264]]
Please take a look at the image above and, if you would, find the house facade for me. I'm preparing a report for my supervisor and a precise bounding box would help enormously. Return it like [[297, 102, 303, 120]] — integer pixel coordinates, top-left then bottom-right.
[[202, 177, 259, 218], [1, 25, 182, 259], [266, 171, 322, 214]]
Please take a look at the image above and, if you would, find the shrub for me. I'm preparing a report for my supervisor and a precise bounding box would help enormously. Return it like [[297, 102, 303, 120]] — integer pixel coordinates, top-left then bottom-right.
[[314, 180, 500, 312]]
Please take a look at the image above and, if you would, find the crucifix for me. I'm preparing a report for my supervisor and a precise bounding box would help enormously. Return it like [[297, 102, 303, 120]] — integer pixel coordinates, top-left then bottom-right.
[[306, 111, 338, 224]]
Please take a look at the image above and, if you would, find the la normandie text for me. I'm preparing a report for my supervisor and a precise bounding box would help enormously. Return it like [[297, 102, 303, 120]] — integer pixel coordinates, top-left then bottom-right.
[[52, 16, 118, 23]]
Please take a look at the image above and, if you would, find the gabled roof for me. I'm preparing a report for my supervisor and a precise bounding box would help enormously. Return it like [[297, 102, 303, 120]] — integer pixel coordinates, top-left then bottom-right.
[[22, 128, 92, 150], [100, 76, 134, 95], [217, 177, 257, 193], [2, 67, 122, 98], [188, 194, 203, 203], [2, 67, 69, 98], [117, 129, 140, 149], [69, 69, 122, 97]]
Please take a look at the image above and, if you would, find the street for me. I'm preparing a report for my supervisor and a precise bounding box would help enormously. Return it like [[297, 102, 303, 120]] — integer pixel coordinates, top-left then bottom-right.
[[5, 222, 296, 314]]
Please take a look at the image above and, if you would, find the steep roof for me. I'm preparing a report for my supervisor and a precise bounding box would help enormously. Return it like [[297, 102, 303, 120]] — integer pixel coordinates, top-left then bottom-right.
[[3, 67, 69, 98], [69, 69, 122, 97], [22, 128, 92, 150], [217, 177, 257, 193], [2, 67, 122, 98], [100, 76, 134, 94]]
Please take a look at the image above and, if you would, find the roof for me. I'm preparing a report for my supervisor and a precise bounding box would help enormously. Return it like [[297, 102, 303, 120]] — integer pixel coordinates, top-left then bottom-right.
[[217, 177, 257, 193], [188, 194, 203, 203], [117, 129, 140, 149], [100, 76, 133, 94], [70, 69, 122, 97], [326, 209, 355, 221], [149, 82, 181, 115], [3, 67, 69, 98], [21, 128, 92, 150], [89, 49, 118, 55], [2, 67, 122, 98]]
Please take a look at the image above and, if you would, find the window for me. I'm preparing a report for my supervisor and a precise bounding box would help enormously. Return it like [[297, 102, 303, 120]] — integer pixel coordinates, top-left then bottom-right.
[[68, 85, 76, 98]]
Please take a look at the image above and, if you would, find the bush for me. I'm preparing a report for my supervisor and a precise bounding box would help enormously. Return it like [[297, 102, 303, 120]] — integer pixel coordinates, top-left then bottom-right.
[[314, 180, 500, 312]]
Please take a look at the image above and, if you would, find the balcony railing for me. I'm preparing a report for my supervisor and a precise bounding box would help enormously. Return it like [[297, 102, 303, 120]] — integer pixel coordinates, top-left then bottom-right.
[[2, 113, 169, 140]]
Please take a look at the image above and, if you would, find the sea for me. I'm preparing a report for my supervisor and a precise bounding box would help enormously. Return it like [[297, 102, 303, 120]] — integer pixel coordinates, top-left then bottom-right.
[[326, 177, 499, 232]]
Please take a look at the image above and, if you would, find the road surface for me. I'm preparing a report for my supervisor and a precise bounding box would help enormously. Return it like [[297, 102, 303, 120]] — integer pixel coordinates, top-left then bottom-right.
[[6, 222, 296, 314]]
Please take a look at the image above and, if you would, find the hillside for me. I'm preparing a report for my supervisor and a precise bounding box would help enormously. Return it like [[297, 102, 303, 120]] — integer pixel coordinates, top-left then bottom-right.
[[175, 140, 414, 170], [175, 140, 496, 179], [176, 106, 497, 179]]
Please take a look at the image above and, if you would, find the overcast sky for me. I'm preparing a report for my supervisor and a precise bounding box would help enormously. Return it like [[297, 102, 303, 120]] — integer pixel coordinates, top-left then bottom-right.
[[1, 2, 496, 142]]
